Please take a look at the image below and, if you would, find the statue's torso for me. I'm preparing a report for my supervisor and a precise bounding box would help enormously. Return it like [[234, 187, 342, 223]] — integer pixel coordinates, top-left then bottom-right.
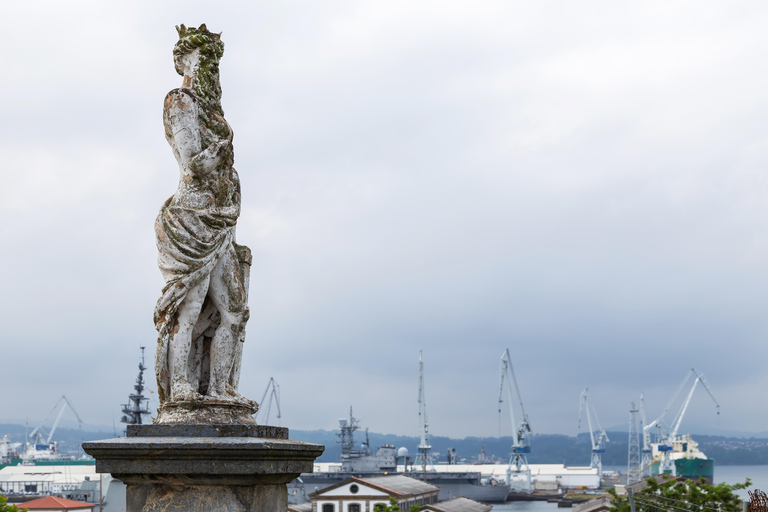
[[164, 89, 238, 211]]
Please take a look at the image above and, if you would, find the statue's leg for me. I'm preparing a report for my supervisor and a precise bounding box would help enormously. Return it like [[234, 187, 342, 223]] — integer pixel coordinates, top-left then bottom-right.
[[231, 244, 252, 391], [207, 246, 249, 398], [170, 278, 210, 400]]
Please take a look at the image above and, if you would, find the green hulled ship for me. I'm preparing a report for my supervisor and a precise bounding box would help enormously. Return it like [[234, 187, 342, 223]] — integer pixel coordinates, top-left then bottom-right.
[[650, 434, 714, 484]]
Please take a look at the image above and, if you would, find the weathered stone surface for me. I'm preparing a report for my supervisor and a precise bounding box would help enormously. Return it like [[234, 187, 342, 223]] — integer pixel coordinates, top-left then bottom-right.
[[153, 23, 256, 424], [127, 424, 288, 439], [156, 397, 258, 425], [127, 483, 286, 512], [82, 436, 322, 479], [81, 24, 326, 511]]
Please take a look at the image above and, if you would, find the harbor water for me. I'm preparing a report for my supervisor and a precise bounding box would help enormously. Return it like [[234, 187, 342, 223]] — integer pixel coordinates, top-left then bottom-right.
[[491, 465, 768, 510]]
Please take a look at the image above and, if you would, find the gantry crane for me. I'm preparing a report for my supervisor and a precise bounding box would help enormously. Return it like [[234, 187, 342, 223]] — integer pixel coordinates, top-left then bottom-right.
[[644, 368, 719, 475], [578, 388, 609, 476], [498, 348, 532, 492]]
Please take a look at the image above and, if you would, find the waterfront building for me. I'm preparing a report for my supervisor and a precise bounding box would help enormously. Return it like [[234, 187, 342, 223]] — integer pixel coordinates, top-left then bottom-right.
[[307, 462, 600, 492], [420, 496, 492, 512], [308, 475, 440, 512]]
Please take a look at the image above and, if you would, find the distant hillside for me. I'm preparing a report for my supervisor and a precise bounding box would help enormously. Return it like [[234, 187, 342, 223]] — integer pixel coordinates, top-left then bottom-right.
[[0, 423, 113, 457], [289, 429, 768, 466], [2, 423, 766, 465]]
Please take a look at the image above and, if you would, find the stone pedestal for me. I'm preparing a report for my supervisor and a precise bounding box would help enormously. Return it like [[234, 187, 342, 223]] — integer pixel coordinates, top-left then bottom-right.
[[82, 424, 324, 512]]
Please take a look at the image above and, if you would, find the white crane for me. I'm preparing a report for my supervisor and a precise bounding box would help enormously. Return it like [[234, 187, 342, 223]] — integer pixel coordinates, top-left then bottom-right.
[[254, 377, 281, 426], [29, 396, 83, 448], [578, 388, 609, 476], [645, 368, 719, 475], [498, 348, 532, 492], [416, 351, 432, 480]]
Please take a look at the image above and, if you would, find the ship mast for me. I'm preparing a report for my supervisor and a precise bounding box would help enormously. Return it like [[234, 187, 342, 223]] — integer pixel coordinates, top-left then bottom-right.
[[121, 347, 152, 430]]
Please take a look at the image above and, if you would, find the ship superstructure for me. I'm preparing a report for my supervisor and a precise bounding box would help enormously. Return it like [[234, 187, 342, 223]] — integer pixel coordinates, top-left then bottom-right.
[[120, 347, 151, 428]]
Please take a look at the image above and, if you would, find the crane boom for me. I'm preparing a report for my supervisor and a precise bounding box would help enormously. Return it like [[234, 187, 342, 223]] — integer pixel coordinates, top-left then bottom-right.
[[692, 369, 720, 413], [29, 396, 84, 447], [646, 370, 693, 433], [499, 356, 517, 443], [668, 369, 719, 438], [255, 378, 282, 425], [578, 389, 595, 448]]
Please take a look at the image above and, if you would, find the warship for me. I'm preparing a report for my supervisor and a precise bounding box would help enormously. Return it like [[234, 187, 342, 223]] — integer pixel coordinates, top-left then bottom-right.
[[287, 409, 510, 504]]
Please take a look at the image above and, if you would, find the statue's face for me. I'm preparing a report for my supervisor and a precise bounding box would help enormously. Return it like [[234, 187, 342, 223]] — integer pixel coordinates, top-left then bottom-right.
[[175, 48, 201, 77]]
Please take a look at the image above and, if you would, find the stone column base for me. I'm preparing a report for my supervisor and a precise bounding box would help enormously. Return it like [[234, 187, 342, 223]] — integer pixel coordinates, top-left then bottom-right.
[[126, 482, 287, 511], [82, 424, 324, 512]]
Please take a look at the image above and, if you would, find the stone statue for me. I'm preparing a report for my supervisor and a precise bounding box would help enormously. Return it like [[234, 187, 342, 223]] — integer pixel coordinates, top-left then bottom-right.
[[154, 24, 257, 424]]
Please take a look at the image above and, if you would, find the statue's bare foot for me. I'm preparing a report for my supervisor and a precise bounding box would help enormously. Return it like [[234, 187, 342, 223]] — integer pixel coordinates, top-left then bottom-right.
[[171, 382, 201, 401], [225, 383, 239, 397], [207, 385, 226, 399]]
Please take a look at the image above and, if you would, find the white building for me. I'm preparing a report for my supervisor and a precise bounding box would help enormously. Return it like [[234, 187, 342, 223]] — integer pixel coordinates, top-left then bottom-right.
[[308, 475, 440, 512], [0, 464, 110, 499]]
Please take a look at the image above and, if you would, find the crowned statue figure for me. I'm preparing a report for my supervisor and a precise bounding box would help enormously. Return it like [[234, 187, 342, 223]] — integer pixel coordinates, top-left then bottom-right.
[[153, 24, 257, 424]]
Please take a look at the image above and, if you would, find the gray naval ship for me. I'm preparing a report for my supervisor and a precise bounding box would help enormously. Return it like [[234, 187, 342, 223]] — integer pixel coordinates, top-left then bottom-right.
[[288, 409, 510, 504]]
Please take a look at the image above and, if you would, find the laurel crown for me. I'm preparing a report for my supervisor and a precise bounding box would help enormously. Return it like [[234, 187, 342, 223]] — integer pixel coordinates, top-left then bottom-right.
[[175, 23, 222, 41]]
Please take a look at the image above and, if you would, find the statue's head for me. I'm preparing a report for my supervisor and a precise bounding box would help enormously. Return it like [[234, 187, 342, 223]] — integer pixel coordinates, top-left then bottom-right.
[[173, 24, 225, 114]]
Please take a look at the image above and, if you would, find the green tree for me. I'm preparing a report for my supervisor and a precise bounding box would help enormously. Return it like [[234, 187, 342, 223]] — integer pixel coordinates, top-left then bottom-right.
[[0, 495, 25, 512], [373, 496, 421, 512], [608, 475, 751, 512]]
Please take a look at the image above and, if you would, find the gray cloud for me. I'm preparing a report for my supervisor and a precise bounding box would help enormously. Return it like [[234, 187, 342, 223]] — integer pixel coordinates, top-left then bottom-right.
[[1, 0, 767, 440]]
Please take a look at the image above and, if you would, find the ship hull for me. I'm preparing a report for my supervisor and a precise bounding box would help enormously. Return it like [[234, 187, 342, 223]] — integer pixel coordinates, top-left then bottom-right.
[[651, 458, 714, 484]]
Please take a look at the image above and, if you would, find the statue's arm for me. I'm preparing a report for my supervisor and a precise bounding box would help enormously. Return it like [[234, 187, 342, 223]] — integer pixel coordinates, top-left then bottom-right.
[[164, 91, 231, 177]]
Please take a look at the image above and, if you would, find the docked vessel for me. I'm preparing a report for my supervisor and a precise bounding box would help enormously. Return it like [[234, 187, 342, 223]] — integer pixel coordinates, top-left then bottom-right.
[[650, 434, 714, 484], [641, 370, 719, 484], [287, 409, 510, 504]]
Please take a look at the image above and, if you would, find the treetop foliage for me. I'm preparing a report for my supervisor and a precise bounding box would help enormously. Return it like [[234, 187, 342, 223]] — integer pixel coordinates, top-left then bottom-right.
[[0, 496, 25, 512], [608, 474, 751, 512]]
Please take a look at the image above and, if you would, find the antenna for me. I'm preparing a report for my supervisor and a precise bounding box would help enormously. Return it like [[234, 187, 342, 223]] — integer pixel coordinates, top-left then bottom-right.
[[416, 351, 432, 480], [627, 401, 642, 485]]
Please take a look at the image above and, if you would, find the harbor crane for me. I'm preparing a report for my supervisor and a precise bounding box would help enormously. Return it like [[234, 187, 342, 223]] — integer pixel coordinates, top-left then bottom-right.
[[644, 368, 719, 475], [498, 348, 532, 492], [254, 377, 281, 426], [415, 351, 432, 480], [29, 395, 83, 449], [578, 388, 609, 476]]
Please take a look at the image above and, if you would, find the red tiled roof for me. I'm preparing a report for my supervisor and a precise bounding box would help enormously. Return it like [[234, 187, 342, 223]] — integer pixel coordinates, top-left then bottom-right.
[[20, 496, 95, 510]]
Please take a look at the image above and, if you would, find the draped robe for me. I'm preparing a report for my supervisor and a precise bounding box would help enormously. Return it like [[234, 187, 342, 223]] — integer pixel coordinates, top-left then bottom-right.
[[154, 88, 250, 404]]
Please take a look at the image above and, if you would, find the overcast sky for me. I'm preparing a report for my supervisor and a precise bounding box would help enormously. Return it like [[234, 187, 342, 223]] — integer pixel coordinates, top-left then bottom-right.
[[2, 0, 768, 442]]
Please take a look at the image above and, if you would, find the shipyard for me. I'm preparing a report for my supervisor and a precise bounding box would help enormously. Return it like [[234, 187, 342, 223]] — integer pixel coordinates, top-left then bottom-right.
[[0, 349, 748, 510], [3, 2, 768, 512]]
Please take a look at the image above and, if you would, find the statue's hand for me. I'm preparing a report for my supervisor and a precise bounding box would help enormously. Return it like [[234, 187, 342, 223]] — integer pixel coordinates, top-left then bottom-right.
[[189, 139, 232, 176], [214, 139, 231, 158]]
